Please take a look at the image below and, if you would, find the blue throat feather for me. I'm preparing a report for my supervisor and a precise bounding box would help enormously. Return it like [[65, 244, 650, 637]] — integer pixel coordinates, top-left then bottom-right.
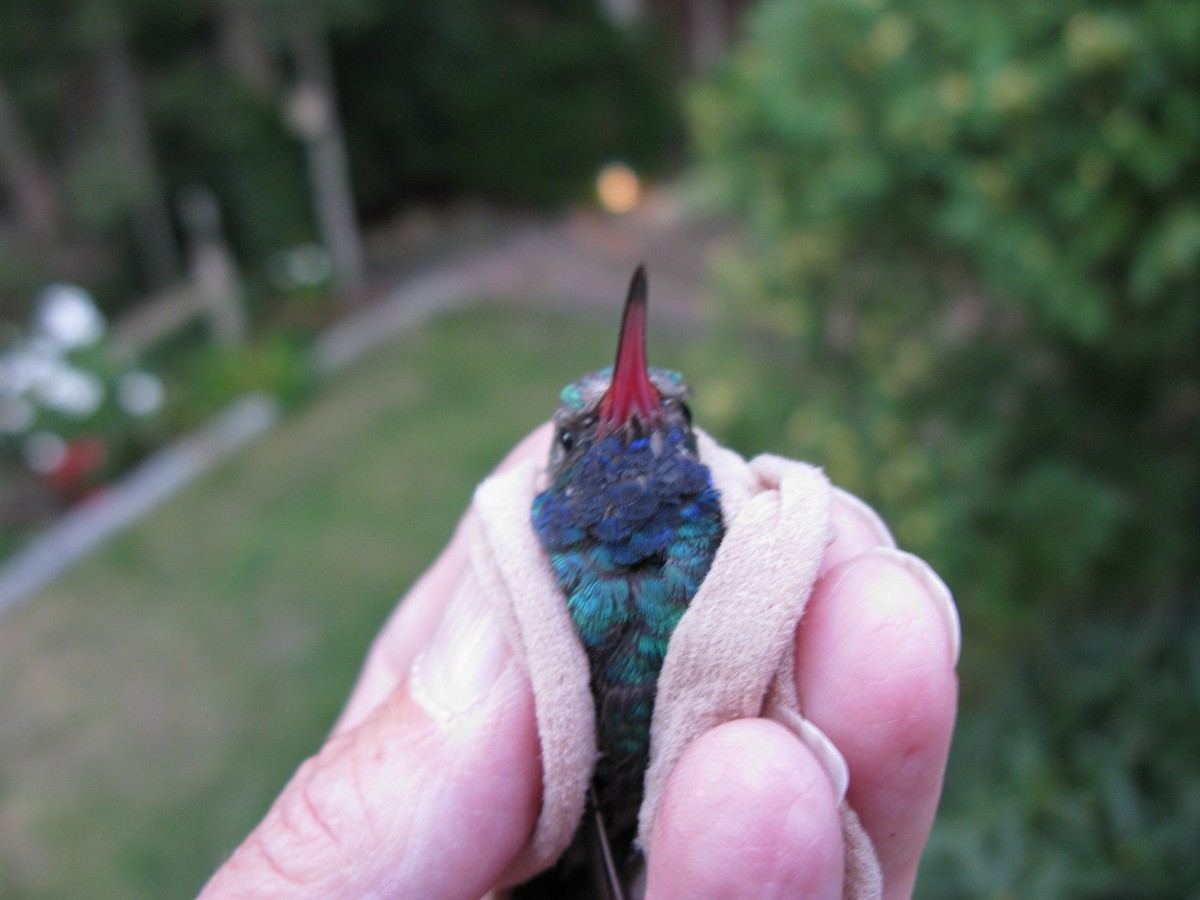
[[530, 266, 725, 871]]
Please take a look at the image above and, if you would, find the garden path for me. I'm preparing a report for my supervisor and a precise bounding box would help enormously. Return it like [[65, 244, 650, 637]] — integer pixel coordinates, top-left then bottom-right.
[[317, 189, 734, 374]]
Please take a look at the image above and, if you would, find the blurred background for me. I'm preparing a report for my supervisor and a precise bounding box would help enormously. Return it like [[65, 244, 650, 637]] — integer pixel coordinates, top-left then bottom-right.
[[1, 0, 1197, 896]]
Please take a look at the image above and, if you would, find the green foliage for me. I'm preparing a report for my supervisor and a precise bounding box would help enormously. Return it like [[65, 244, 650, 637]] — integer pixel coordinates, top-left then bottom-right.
[[153, 67, 316, 267], [924, 596, 1200, 897], [65, 128, 159, 234], [0, 336, 168, 504], [694, 0, 1200, 346], [1, 0, 680, 314], [690, 0, 1200, 892], [689, 0, 1200, 618], [168, 334, 314, 429], [0, 237, 42, 314], [334, 0, 679, 211]]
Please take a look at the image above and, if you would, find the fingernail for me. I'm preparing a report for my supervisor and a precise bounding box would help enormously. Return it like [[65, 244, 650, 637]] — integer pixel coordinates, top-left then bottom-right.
[[830, 486, 897, 549], [796, 717, 849, 803], [410, 578, 512, 722], [864, 547, 961, 667]]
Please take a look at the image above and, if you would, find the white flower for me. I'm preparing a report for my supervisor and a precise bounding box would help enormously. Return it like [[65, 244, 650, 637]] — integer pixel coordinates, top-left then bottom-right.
[[23, 431, 67, 474], [116, 370, 165, 417], [0, 340, 59, 396], [0, 396, 35, 434], [34, 364, 105, 418], [267, 244, 332, 290], [36, 283, 106, 349]]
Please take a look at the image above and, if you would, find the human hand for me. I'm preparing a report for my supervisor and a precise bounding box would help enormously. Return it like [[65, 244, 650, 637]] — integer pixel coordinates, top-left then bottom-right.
[[200, 424, 959, 899]]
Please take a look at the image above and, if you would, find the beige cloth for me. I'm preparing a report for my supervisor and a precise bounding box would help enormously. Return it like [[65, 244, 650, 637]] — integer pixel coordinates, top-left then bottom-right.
[[466, 430, 882, 897]]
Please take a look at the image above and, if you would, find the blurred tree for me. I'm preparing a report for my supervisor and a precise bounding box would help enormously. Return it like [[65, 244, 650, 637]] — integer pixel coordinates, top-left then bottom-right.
[[215, 0, 280, 98], [0, 75, 62, 245], [0, 0, 200, 305], [284, 4, 364, 297], [690, 0, 1200, 622], [687, 0, 732, 72], [90, 4, 183, 289], [692, 3, 1200, 888], [333, 0, 679, 212], [0, 0, 681, 315]]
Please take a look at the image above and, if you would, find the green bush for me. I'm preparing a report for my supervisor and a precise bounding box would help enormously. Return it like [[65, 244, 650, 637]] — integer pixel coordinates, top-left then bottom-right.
[[690, 0, 1200, 892], [923, 595, 1200, 897], [689, 0, 1199, 619], [154, 70, 316, 269], [168, 335, 313, 430]]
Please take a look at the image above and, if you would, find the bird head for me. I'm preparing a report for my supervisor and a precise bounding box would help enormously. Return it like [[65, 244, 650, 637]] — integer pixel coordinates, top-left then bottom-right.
[[546, 265, 696, 480]]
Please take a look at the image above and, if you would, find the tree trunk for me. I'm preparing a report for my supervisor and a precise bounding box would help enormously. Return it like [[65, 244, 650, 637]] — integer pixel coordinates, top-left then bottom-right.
[[688, 0, 728, 73], [600, 0, 644, 27], [0, 76, 62, 243], [286, 9, 364, 299], [97, 34, 182, 289], [216, 0, 279, 97]]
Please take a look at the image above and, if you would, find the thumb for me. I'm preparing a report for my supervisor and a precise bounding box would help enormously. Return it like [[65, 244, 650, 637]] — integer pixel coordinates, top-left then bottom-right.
[[200, 576, 541, 899]]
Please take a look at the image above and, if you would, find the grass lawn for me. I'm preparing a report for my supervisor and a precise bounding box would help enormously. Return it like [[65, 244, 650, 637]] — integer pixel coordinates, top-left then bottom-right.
[[0, 301, 702, 899]]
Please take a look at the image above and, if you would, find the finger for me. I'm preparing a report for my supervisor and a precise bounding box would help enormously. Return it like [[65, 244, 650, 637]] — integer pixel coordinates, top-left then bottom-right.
[[202, 577, 541, 899], [330, 519, 470, 735], [821, 487, 897, 574], [646, 719, 845, 900], [796, 549, 959, 898], [333, 422, 554, 734]]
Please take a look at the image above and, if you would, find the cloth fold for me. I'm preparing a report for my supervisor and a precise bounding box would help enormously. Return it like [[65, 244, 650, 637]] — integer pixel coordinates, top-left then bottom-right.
[[466, 429, 882, 897]]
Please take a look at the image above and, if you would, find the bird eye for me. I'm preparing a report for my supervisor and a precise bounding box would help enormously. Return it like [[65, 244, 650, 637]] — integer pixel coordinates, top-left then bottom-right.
[[558, 428, 575, 452], [663, 397, 692, 426]]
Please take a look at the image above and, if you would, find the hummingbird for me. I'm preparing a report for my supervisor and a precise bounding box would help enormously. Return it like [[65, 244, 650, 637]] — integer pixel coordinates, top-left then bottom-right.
[[526, 265, 725, 895]]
